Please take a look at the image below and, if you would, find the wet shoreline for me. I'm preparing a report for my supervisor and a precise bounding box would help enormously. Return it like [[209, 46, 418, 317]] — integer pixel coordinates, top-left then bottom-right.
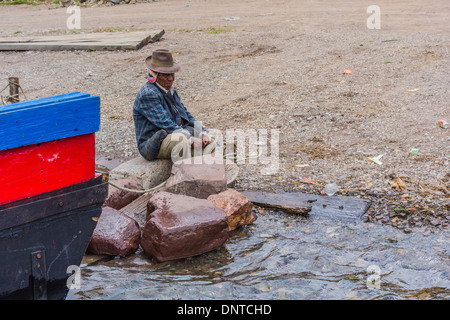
[[68, 206, 450, 300]]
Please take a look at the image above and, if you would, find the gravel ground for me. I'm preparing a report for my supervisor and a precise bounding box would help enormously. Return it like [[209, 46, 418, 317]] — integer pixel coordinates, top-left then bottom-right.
[[0, 0, 449, 232]]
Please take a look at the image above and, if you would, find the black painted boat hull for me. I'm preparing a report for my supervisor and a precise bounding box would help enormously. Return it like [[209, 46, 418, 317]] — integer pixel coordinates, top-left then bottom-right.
[[0, 174, 108, 300]]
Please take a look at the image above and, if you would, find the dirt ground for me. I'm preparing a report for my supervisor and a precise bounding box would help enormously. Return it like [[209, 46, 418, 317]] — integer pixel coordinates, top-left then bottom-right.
[[0, 0, 449, 231]]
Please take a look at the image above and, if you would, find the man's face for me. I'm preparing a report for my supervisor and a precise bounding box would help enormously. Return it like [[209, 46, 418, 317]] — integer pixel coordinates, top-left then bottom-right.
[[157, 73, 175, 90]]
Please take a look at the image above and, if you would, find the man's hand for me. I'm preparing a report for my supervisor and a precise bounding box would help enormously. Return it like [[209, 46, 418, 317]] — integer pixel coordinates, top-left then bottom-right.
[[190, 137, 203, 149], [201, 133, 209, 148], [191, 133, 210, 149]]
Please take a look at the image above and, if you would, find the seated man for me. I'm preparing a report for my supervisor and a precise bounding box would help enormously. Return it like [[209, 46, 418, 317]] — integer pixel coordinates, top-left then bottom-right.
[[133, 49, 214, 162]]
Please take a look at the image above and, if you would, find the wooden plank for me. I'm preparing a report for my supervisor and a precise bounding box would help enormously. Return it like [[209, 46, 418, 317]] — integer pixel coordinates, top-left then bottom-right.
[[7, 77, 20, 104], [81, 254, 112, 266], [0, 30, 164, 51], [307, 194, 371, 223], [240, 190, 313, 215], [241, 190, 371, 223], [0, 94, 100, 151], [120, 188, 164, 228], [0, 133, 96, 205]]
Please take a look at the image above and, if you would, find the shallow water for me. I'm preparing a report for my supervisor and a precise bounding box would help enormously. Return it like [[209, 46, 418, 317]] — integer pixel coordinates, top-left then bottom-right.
[[67, 209, 450, 300]]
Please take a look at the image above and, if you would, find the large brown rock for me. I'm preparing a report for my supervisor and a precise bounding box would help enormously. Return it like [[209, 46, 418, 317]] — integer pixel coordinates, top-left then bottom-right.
[[87, 207, 141, 257], [141, 191, 229, 262], [207, 189, 257, 231], [103, 179, 142, 210], [164, 154, 227, 199]]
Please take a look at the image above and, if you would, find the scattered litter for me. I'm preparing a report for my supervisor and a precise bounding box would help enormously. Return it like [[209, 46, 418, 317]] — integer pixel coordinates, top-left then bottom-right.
[[295, 164, 309, 168], [303, 177, 324, 187], [254, 141, 266, 146], [342, 70, 354, 74], [407, 88, 419, 92], [391, 177, 407, 191], [437, 120, 448, 129], [401, 194, 410, 199], [410, 148, 420, 154], [323, 183, 339, 196], [259, 285, 271, 292], [224, 16, 240, 21], [369, 154, 384, 165], [384, 61, 392, 64]]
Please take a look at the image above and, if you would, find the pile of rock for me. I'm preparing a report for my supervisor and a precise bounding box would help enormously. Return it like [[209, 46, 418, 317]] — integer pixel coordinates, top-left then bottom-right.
[[87, 154, 256, 262]]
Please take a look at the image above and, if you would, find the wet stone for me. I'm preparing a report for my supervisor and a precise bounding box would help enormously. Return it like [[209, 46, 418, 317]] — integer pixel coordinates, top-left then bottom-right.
[[207, 189, 257, 231], [141, 192, 229, 263], [87, 207, 141, 257], [103, 179, 142, 210]]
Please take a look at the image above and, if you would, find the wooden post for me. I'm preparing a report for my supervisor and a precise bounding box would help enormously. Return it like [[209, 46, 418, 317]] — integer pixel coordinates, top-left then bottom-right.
[[7, 77, 20, 103]]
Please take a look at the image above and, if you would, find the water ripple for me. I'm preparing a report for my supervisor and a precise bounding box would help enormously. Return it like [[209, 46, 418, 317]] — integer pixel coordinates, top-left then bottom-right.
[[67, 209, 450, 300]]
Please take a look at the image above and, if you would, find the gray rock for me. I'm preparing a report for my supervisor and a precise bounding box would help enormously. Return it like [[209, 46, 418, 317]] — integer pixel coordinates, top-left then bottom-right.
[[109, 156, 172, 190]]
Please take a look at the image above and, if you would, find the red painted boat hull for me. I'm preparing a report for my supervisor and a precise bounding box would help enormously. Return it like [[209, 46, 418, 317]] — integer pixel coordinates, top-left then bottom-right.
[[0, 133, 95, 206]]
